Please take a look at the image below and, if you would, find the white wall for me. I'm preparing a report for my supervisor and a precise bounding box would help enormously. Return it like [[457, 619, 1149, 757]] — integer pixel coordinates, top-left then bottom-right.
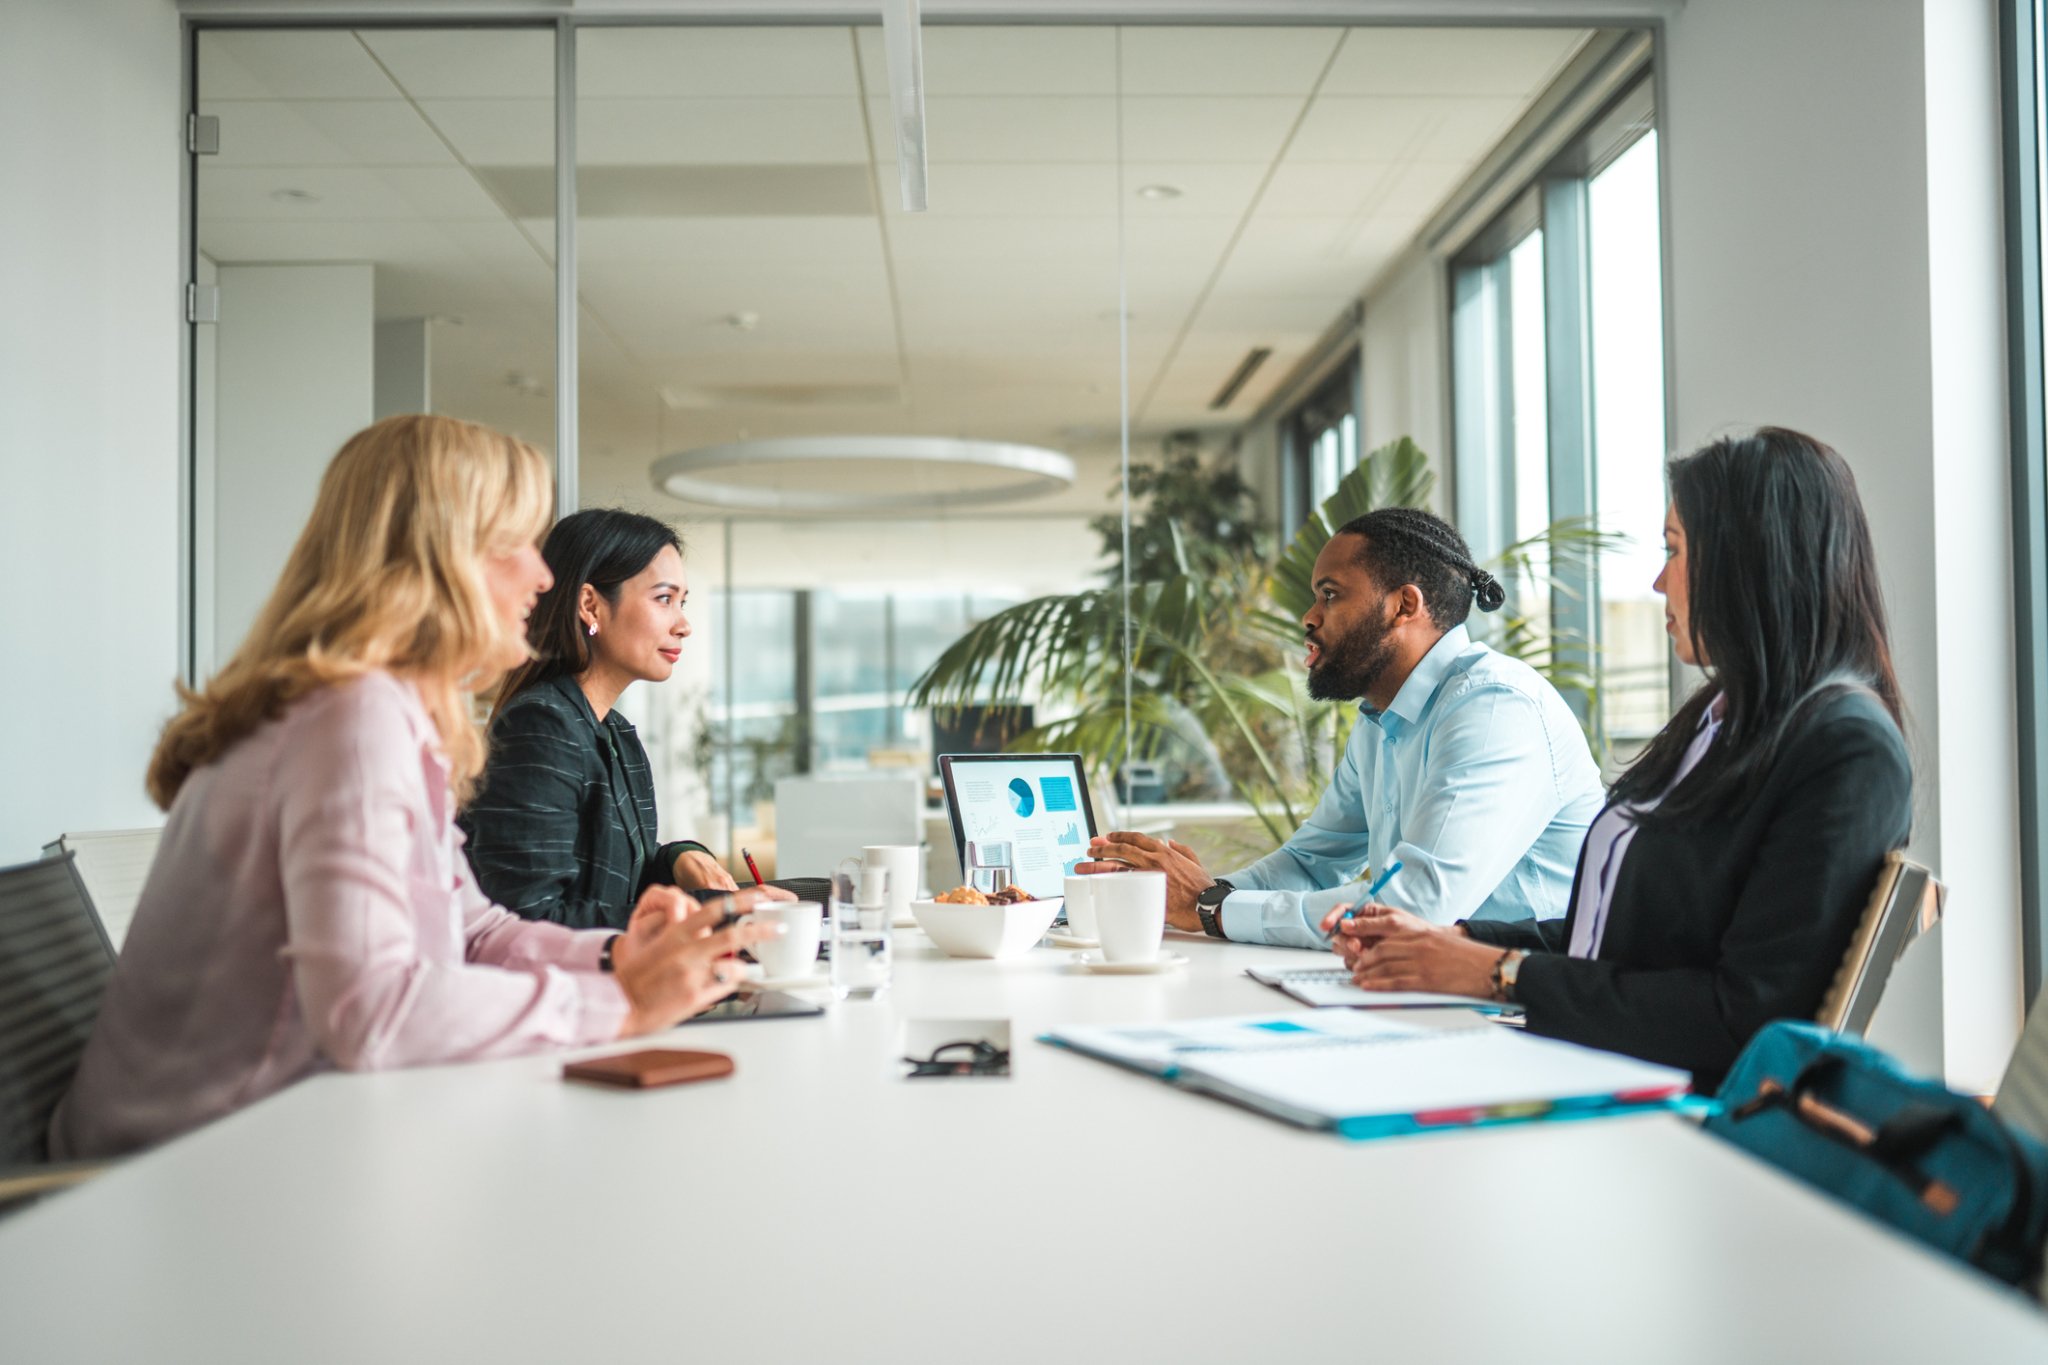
[[1661, 0, 2022, 1088], [1360, 246, 1451, 517], [211, 263, 375, 669], [0, 0, 182, 863]]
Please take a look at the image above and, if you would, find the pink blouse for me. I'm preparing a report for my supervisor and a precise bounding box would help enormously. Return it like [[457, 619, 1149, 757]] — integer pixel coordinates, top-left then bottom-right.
[[51, 672, 630, 1158]]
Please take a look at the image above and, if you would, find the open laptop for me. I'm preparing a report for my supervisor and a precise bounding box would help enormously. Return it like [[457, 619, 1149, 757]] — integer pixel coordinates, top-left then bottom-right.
[[936, 753, 1102, 901]]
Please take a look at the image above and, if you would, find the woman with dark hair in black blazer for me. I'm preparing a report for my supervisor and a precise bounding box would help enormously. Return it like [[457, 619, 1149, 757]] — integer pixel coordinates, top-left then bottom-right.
[[461, 509, 770, 930], [1327, 428, 1913, 1088]]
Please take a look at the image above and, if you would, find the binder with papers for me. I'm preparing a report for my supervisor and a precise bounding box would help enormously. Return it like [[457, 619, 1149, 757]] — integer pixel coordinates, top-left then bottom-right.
[[1042, 1012, 1691, 1140], [1244, 965, 1511, 1013]]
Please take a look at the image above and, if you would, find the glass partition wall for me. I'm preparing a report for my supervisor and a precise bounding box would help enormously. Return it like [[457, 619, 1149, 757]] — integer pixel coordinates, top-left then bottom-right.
[[189, 19, 1649, 888]]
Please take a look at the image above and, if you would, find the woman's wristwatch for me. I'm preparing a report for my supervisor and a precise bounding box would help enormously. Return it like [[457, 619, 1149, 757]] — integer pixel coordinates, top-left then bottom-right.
[[600, 933, 623, 973], [1194, 880, 1234, 939], [1489, 949, 1527, 1004]]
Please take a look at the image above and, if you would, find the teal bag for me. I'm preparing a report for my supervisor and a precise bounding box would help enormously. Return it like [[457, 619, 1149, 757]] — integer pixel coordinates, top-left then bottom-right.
[[1706, 1021, 2048, 1287]]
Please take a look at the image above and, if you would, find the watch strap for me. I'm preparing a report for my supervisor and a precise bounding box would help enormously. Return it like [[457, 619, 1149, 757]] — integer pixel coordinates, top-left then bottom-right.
[[599, 933, 622, 974], [1490, 948, 1527, 1004], [1195, 880, 1233, 940]]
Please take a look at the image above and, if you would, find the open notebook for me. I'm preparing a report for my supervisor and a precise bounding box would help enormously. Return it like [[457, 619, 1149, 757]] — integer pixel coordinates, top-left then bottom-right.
[[1043, 1012, 1690, 1140], [1245, 965, 1511, 1014]]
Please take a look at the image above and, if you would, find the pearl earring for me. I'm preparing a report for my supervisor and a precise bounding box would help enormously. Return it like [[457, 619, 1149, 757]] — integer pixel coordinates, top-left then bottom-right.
[[586, 623, 597, 637]]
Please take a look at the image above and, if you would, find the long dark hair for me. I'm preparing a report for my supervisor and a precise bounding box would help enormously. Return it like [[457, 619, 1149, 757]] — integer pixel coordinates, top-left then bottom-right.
[[495, 508, 684, 711], [1611, 427, 1902, 825]]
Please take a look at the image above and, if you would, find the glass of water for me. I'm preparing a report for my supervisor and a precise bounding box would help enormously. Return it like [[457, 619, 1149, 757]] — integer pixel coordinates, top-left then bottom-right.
[[966, 840, 1013, 897], [829, 857, 892, 1000]]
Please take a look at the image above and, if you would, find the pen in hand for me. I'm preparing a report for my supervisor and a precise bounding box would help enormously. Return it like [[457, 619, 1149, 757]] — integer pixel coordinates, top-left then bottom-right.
[[1340, 860, 1404, 922], [742, 848, 765, 887]]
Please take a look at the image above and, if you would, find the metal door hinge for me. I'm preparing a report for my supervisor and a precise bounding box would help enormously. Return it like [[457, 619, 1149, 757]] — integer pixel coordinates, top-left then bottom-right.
[[188, 114, 219, 155], [187, 283, 219, 324]]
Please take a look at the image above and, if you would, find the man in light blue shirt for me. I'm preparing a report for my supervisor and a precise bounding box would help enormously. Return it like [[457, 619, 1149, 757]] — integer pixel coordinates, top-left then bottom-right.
[[1084, 507, 1604, 950]]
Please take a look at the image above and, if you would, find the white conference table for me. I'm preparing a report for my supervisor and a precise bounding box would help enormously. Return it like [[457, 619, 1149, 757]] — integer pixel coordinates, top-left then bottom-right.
[[3, 929, 2047, 1363]]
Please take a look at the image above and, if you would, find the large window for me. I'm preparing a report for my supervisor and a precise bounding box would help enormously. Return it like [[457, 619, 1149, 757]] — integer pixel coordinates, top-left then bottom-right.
[[1451, 74, 1667, 762], [1281, 354, 1361, 531], [1587, 129, 1669, 747]]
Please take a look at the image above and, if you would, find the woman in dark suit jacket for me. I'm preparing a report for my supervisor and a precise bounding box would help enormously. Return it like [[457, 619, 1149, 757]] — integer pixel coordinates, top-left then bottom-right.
[[460, 509, 746, 931], [1328, 428, 1912, 1089]]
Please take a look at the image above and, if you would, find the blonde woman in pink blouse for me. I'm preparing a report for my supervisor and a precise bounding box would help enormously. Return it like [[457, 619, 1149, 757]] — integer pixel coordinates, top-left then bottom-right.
[[52, 415, 780, 1158]]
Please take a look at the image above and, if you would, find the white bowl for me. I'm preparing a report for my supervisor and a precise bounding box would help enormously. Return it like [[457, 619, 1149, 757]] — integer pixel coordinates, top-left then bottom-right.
[[910, 896, 1063, 959]]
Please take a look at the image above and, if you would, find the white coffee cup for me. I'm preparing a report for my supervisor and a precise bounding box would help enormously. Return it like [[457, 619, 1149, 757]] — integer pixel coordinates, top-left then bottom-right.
[[1091, 871, 1167, 964], [862, 844, 920, 922], [746, 901, 823, 980], [1062, 873, 1100, 942]]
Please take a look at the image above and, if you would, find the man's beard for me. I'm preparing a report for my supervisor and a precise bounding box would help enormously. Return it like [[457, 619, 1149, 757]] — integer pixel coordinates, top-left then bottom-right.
[[1306, 613, 1396, 702]]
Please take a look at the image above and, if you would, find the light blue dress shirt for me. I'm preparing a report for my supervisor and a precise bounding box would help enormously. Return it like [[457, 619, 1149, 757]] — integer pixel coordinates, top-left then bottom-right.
[[1218, 624, 1605, 949]]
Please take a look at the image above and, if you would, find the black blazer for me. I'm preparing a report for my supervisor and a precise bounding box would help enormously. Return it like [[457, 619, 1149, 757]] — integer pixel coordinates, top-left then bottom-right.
[[1463, 688, 1912, 1090], [458, 676, 708, 931]]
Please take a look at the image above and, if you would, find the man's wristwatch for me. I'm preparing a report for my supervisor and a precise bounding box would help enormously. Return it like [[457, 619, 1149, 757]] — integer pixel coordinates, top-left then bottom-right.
[[1194, 880, 1234, 940], [1490, 948, 1528, 1004]]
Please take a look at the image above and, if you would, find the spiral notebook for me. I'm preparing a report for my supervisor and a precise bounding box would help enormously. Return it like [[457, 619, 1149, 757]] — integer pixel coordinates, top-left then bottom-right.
[[1042, 1013, 1690, 1140], [1245, 965, 1510, 1014]]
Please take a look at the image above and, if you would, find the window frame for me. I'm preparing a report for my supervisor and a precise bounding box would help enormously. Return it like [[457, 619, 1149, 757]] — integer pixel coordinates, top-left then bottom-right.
[[2001, 0, 2048, 1006]]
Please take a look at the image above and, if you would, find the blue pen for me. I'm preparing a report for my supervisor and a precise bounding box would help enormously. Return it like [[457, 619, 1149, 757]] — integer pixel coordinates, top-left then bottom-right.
[[1341, 860, 1404, 920]]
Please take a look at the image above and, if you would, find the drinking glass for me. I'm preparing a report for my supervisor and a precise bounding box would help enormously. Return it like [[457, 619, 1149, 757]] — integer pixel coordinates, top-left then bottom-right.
[[829, 857, 892, 1000], [966, 840, 1013, 897]]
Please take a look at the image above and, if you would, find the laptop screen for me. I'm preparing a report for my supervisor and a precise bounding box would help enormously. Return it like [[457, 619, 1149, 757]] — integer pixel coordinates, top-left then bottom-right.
[[937, 753, 1100, 900]]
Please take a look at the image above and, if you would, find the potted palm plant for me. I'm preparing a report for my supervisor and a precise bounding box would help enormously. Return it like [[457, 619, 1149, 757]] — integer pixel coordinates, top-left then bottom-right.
[[907, 436, 1613, 843]]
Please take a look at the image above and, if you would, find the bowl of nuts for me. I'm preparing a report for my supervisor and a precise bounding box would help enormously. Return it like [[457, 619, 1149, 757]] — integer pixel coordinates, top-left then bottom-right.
[[910, 885, 1063, 959]]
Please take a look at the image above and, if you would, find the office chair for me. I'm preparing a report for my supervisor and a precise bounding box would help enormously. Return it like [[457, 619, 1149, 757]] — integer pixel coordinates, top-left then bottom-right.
[[41, 827, 162, 953], [1813, 851, 1944, 1037], [0, 852, 117, 1211]]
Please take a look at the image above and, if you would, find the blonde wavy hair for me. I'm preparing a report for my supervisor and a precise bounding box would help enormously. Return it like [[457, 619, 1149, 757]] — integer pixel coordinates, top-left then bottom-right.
[[147, 414, 554, 809]]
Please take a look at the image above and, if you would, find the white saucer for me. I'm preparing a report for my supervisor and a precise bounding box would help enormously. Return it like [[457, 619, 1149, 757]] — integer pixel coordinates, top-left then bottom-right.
[[1070, 950, 1187, 975], [892, 915, 918, 929], [1045, 932, 1099, 950], [746, 968, 830, 992]]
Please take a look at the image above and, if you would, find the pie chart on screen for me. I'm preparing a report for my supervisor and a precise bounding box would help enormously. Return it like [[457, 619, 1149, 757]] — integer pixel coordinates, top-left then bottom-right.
[[1007, 778, 1036, 818]]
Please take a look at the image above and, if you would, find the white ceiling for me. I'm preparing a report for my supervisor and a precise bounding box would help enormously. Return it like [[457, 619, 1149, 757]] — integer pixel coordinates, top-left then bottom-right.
[[196, 23, 1590, 522]]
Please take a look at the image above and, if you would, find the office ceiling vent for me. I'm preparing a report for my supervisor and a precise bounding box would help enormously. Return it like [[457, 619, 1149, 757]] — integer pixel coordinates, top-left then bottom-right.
[[1209, 348, 1273, 411], [477, 165, 876, 219], [660, 382, 904, 410]]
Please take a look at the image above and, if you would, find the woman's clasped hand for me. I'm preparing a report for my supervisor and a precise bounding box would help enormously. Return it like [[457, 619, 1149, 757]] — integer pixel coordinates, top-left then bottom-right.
[[1321, 903, 1500, 999]]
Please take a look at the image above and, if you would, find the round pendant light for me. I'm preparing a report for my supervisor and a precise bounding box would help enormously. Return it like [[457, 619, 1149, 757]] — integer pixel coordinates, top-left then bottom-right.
[[651, 435, 1076, 513]]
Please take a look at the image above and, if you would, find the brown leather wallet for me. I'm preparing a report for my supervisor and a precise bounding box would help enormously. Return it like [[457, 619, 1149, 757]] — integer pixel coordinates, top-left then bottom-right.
[[562, 1049, 735, 1089]]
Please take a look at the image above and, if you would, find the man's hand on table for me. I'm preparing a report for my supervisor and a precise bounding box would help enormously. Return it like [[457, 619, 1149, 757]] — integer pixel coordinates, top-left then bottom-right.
[[1077, 830, 1213, 933]]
